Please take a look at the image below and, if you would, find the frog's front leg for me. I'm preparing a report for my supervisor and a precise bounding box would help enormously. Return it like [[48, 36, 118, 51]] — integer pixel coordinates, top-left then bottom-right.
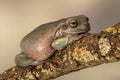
[[68, 34, 85, 43]]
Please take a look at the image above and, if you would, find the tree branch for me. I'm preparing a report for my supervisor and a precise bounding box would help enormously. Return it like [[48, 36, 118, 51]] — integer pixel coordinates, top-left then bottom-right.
[[0, 22, 120, 80]]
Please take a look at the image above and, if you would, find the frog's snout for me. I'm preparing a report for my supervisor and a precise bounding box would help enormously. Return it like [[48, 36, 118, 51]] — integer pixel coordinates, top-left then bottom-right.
[[84, 22, 90, 32], [83, 22, 90, 27], [77, 22, 90, 32]]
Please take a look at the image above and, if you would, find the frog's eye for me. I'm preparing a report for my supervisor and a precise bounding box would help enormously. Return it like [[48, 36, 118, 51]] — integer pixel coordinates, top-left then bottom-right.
[[68, 19, 78, 28]]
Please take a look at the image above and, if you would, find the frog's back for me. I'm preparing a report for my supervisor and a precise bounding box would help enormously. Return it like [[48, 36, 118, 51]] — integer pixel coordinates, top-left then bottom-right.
[[20, 19, 65, 52]]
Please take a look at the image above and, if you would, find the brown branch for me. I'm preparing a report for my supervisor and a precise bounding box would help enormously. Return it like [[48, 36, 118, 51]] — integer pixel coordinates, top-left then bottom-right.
[[0, 22, 120, 80]]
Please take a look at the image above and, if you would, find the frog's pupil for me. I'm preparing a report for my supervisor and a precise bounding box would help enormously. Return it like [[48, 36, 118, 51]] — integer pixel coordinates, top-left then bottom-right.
[[71, 22, 76, 25]]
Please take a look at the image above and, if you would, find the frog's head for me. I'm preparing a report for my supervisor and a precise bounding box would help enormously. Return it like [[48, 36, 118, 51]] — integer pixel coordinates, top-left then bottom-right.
[[61, 15, 90, 35]]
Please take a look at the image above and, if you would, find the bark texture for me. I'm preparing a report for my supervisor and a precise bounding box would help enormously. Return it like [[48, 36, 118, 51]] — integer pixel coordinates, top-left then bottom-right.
[[0, 22, 120, 80]]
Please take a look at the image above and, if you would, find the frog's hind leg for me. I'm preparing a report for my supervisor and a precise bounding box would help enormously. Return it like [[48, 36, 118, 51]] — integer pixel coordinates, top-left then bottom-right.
[[15, 53, 48, 67], [15, 53, 37, 67]]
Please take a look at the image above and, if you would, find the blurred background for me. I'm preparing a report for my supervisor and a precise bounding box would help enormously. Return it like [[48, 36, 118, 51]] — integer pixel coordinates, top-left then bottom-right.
[[0, 0, 120, 80]]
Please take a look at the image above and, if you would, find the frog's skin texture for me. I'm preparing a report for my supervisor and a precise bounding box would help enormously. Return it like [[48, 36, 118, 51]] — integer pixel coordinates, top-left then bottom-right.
[[15, 15, 90, 67]]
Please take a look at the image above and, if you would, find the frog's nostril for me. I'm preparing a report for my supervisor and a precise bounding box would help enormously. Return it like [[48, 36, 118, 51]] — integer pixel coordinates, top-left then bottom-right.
[[86, 17, 89, 21]]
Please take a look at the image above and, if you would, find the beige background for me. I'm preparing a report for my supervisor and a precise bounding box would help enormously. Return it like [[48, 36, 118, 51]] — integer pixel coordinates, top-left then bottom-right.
[[0, 0, 120, 80]]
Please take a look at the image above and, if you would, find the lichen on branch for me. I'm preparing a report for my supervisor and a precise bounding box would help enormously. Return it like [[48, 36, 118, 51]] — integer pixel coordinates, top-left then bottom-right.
[[0, 22, 120, 80]]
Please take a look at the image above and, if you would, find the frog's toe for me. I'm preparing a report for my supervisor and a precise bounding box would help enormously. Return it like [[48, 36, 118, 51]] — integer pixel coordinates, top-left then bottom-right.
[[30, 60, 42, 65], [15, 53, 35, 67]]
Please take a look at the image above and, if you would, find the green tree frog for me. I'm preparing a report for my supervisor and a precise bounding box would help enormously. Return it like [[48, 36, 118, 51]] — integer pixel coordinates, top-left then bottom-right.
[[15, 15, 90, 67]]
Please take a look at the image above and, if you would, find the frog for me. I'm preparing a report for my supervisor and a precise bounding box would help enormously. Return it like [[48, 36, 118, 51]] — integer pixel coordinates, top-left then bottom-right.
[[15, 15, 90, 67]]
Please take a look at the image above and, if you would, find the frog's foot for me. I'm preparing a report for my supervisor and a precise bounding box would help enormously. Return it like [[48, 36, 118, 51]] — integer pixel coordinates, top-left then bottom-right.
[[15, 53, 40, 67], [72, 34, 84, 40], [68, 33, 87, 43]]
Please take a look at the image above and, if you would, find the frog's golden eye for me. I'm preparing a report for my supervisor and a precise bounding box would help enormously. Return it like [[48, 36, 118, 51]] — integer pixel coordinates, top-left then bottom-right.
[[68, 19, 78, 28]]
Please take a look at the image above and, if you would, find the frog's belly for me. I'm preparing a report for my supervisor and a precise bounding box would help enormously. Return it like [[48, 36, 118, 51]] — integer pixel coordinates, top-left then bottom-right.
[[23, 37, 55, 61], [26, 45, 55, 61]]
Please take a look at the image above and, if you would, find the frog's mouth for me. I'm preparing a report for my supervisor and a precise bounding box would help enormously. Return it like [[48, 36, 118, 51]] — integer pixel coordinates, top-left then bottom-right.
[[69, 30, 87, 34]]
